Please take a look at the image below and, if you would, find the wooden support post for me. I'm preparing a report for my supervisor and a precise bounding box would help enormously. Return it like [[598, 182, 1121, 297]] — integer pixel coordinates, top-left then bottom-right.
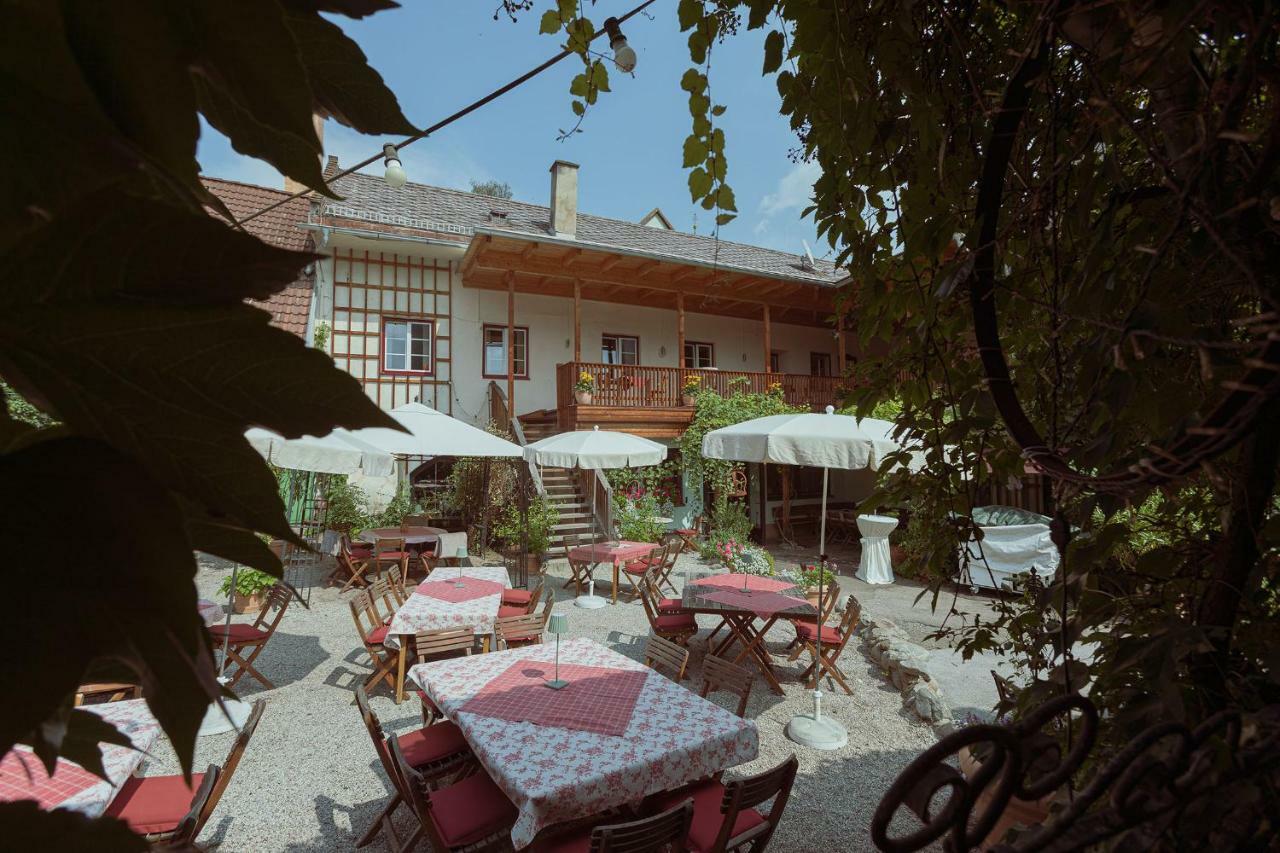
[[762, 304, 772, 373], [506, 270, 515, 416], [573, 278, 582, 361], [676, 292, 686, 368], [836, 307, 846, 374]]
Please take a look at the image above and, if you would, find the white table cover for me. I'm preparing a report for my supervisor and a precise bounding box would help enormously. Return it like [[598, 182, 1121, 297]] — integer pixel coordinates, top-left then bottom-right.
[[412, 637, 758, 849], [383, 564, 511, 650], [856, 513, 899, 585]]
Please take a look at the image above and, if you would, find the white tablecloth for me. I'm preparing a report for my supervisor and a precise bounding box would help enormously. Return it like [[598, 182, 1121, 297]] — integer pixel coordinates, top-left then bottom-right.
[[384, 564, 511, 649], [856, 513, 899, 585]]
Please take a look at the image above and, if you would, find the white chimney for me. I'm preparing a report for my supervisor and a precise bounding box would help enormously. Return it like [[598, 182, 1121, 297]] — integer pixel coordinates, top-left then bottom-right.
[[549, 160, 579, 238]]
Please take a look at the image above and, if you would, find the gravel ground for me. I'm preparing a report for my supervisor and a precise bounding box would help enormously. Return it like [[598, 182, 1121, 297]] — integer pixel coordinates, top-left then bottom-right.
[[140, 549, 938, 851]]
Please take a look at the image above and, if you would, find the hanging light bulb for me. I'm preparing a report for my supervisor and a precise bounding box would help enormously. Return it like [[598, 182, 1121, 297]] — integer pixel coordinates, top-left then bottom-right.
[[382, 143, 407, 188], [603, 17, 637, 73]]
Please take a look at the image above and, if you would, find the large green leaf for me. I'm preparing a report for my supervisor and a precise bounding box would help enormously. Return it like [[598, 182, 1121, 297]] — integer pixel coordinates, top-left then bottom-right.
[[0, 438, 219, 777], [284, 10, 417, 135], [0, 802, 146, 852], [0, 304, 395, 539], [284, 0, 400, 17], [0, 194, 316, 307]]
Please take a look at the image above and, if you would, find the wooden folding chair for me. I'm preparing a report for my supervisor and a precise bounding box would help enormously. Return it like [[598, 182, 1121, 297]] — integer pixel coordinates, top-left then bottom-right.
[[495, 611, 546, 650], [621, 545, 665, 602], [501, 577, 543, 611], [561, 533, 591, 592], [785, 589, 838, 652], [643, 635, 690, 681], [370, 576, 400, 624], [385, 564, 408, 605], [640, 581, 697, 646], [649, 755, 798, 853], [788, 595, 861, 694], [107, 699, 266, 841], [350, 590, 397, 695], [538, 798, 694, 853], [334, 536, 374, 592], [354, 685, 472, 850], [373, 536, 411, 577], [700, 655, 753, 718], [652, 534, 683, 596], [642, 571, 687, 616], [155, 766, 219, 848], [415, 626, 477, 662], [73, 683, 142, 706], [389, 737, 517, 853], [207, 585, 291, 689]]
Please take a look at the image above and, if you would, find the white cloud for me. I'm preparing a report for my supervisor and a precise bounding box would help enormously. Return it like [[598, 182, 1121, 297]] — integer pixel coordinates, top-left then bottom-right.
[[757, 160, 820, 217]]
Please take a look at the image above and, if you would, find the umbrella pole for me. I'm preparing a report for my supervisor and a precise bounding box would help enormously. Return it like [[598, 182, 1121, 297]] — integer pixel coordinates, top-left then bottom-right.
[[218, 564, 238, 682], [815, 468, 828, 721]]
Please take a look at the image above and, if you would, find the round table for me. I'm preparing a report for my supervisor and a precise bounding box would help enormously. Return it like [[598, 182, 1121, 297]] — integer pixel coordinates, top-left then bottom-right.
[[358, 526, 445, 545], [197, 598, 224, 626], [855, 514, 899, 585]]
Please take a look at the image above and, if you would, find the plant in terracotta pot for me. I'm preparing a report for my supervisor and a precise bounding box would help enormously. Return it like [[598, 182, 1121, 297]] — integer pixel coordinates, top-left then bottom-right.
[[573, 371, 595, 405], [681, 373, 702, 405], [219, 567, 279, 614], [794, 563, 836, 606], [492, 497, 558, 573]]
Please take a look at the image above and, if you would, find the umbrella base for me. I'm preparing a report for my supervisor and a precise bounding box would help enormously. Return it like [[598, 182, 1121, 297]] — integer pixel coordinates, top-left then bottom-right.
[[573, 594, 608, 609], [199, 698, 253, 737], [785, 713, 848, 751]]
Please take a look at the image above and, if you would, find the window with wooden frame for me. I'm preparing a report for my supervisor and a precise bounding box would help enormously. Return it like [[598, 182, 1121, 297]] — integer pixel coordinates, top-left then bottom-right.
[[809, 351, 832, 377], [382, 318, 433, 374], [683, 341, 715, 369], [481, 324, 528, 379], [601, 333, 639, 365], [770, 351, 783, 373]]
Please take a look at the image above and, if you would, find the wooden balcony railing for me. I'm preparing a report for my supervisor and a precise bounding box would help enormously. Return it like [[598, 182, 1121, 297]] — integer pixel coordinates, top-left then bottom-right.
[[555, 361, 845, 412]]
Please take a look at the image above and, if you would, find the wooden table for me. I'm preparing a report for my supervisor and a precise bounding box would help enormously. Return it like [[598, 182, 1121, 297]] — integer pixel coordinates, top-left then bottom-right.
[[680, 570, 816, 694], [358, 525, 446, 546], [566, 540, 656, 604], [411, 637, 758, 849], [0, 699, 160, 816], [384, 564, 511, 704]]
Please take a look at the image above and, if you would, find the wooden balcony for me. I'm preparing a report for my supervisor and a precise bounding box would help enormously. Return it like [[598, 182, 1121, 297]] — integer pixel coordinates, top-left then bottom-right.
[[545, 362, 844, 438]]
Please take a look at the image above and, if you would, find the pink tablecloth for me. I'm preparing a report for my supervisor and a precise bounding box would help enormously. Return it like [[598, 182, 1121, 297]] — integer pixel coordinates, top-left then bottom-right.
[[567, 541, 655, 566], [0, 699, 160, 817], [700, 589, 810, 618], [691, 573, 793, 592], [460, 659, 647, 737], [412, 637, 758, 849], [416, 577, 504, 603], [384, 565, 511, 650]]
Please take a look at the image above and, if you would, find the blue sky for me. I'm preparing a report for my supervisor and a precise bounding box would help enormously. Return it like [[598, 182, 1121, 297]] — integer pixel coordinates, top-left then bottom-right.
[[197, 3, 824, 257]]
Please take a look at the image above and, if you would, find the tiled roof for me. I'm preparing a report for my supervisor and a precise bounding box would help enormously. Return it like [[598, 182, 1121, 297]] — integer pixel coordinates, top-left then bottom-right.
[[322, 172, 843, 287], [202, 177, 314, 338]]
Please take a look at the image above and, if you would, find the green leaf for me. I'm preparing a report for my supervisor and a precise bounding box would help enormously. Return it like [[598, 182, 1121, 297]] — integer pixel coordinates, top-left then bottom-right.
[[680, 68, 705, 93], [711, 104, 726, 116], [688, 166, 712, 200], [0, 801, 147, 852], [589, 59, 610, 94], [184, 509, 284, 576], [569, 72, 589, 98], [682, 136, 708, 168], [677, 0, 702, 31], [0, 438, 220, 778], [284, 10, 416, 135], [539, 9, 561, 34], [763, 29, 784, 74], [716, 212, 736, 225], [571, 100, 585, 116]]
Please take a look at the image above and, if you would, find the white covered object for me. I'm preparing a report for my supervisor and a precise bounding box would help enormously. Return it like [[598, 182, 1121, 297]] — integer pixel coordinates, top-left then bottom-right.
[[959, 522, 1059, 590], [524, 426, 667, 469], [856, 514, 899, 585], [353, 402, 523, 459], [245, 427, 395, 477]]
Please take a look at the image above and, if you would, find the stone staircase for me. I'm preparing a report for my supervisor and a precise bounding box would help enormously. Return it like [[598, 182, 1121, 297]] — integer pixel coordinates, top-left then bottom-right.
[[540, 467, 600, 551]]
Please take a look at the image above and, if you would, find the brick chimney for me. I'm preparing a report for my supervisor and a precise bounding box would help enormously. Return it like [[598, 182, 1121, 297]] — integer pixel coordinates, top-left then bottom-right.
[[284, 113, 326, 195], [549, 160, 579, 238]]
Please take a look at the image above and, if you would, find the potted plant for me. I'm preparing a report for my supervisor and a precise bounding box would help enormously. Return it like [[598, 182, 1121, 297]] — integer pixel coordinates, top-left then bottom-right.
[[573, 371, 595, 405], [681, 374, 702, 406], [795, 563, 836, 606], [493, 498, 558, 574], [219, 567, 279, 614]]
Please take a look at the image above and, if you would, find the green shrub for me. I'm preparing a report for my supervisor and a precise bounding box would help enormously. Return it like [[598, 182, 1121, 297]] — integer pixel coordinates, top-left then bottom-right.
[[492, 496, 558, 555], [615, 492, 665, 543], [323, 475, 370, 533], [218, 567, 278, 598]]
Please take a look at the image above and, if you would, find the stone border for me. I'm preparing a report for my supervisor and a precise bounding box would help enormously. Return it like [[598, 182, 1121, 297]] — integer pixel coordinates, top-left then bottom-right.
[[860, 613, 952, 727]]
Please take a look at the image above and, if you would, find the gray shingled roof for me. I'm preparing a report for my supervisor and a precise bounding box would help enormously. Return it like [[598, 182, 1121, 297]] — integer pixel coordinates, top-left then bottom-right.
[[321, 172, 842, 287]]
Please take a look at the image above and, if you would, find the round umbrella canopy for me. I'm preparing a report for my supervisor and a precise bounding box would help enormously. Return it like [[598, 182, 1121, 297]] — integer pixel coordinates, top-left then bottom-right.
[[246, 427, 395, 477], [351, 402, 523, 459], [700, 410, 900, 470], [523, 426, 667, 469]]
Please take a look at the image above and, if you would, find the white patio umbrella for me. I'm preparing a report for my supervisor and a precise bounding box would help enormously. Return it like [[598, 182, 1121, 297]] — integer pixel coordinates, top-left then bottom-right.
[[350, 402, 523, 459], [701, 406, 902, 751], [246, 427, 396, 477], [524, 427, 667, 608]]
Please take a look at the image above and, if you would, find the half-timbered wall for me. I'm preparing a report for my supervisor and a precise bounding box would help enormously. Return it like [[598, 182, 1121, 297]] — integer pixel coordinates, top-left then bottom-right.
[[331, 249, 453, 412]]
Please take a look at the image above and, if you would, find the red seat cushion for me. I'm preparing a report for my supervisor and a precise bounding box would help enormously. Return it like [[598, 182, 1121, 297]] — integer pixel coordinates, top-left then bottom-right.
[[207, 623, 269, 644], [428, 771, 517, 847], [622, 559, 652, 575], [103, 772, 205, 834], [501, 589, 533, 606], [675, 528, 697, 536], [497, 605, 525, 618], [367, 625, 390, 645], [793, 622, 842, 645], [655, 614, 697, 633], [658, 598, 684, 612], [503, 632, 541, 645], [652, 780, 765, 853], [377, 551, 412, 560], [397, 721, 468, 767]]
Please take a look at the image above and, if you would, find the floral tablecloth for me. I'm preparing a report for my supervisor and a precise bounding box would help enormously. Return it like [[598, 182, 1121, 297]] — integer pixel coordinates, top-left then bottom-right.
[[384, 564, 511, 650], [0, 699, 160, 817], [412, 637, 759, 849]]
